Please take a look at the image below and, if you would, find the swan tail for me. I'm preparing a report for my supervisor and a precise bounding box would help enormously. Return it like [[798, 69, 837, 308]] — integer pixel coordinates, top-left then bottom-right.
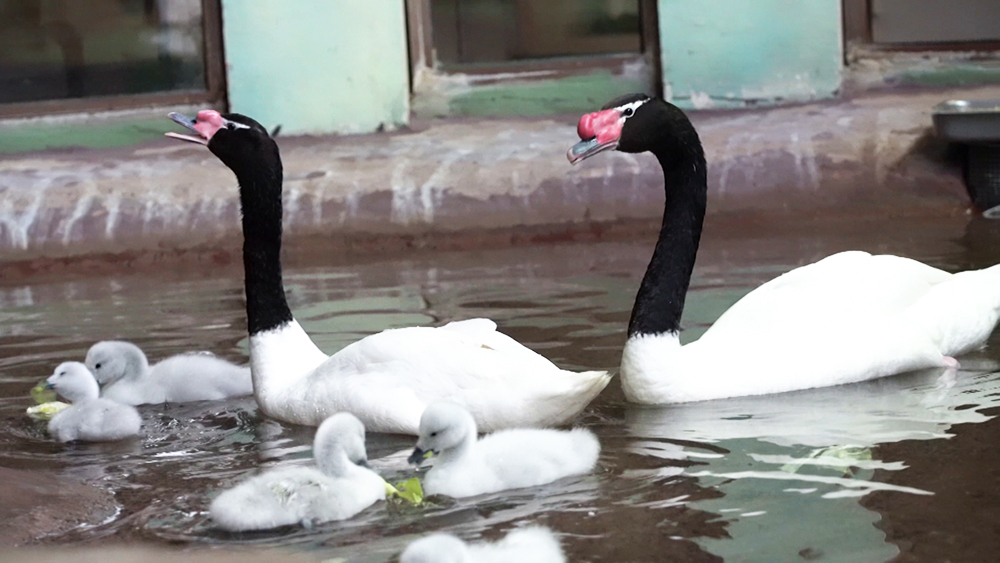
[[573, 370, 613, 398], [903, 269, 1000, 356], [210, 488, 259, 531], [568, 428, 601, 472], [548, 370, 611, 425], [499, 527, 567, 562]]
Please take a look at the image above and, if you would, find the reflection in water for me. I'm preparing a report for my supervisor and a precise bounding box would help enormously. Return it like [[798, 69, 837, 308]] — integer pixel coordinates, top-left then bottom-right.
[[0, 213, 999, 561], [627, 365, 1000, 449], [626, 356, 1000, 561]]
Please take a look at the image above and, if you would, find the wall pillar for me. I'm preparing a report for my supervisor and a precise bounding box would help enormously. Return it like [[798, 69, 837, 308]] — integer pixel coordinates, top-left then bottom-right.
[[658, 0, 843, 108], [221, 0, 410, 134]]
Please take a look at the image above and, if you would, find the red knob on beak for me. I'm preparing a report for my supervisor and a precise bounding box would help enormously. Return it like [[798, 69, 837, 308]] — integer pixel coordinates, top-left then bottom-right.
[[577, 112, 598, 140]]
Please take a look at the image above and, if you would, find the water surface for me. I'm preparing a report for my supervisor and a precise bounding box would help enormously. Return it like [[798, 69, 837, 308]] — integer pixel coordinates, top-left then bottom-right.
[[2, 213, 999, 562]]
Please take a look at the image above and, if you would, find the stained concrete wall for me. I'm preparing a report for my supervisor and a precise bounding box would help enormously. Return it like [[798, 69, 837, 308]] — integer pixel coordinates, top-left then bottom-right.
[[658, 0, 842, 108], [3, 85, 993, 265], [221, 0, 410, 135]]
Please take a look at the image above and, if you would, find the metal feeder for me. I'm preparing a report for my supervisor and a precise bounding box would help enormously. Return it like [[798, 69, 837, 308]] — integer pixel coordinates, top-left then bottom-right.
[[932, 99, 1000, 217]]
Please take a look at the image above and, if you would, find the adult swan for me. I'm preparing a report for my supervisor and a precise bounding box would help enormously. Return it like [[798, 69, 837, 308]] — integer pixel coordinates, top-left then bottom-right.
[[166, 110, 610, 434], [568, 94, 1000, 404]]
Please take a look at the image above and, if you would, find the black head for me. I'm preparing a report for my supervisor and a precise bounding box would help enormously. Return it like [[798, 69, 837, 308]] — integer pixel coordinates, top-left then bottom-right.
[[166, 110, 279, 176], [568, 93, 701, 168]]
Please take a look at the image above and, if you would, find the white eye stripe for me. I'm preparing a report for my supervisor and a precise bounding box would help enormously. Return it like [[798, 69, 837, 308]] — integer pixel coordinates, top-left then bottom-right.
[[224, 119, 251, 130], [615, 99, 649, 118]]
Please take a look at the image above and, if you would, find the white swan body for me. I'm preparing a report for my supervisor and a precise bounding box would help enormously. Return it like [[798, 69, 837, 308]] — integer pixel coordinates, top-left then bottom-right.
[[45, 362, 141, 442], [165, 110, 611, 436], [411, 402, 600, 498], [209, 412, 385, 531], [401, 527, 566, 563], [251, 318, 610, 435], [622, 252, 1000, 404], [86, 341, 252, 405]]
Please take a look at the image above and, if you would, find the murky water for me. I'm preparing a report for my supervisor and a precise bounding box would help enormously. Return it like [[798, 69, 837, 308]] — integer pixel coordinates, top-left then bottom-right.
[[2, 213, 999, 562]]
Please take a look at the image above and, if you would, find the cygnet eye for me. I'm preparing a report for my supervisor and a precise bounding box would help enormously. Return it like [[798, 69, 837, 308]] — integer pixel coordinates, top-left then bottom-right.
[[95, 363, 102, 369], [430, 431, 439, 437], [58, 372, 66, 376]]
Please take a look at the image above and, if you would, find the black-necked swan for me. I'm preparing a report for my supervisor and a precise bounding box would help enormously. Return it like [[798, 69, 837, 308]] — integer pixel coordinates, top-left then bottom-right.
[[401, 526, 566, 563], [85, 341, 252, 405], [408, 401, 600, 498], [568, 93, 1000, 404], [165, 110, 610, 434], [209, 412, 384, 531], [44, 362, 142, 442]]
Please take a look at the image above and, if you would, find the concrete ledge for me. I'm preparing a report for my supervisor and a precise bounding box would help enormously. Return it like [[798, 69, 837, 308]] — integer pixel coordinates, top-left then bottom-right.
[[1, 86, 994, 265]]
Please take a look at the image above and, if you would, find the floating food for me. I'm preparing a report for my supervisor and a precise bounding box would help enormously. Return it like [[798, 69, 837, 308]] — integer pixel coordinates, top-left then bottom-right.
[[26, 401, 70, 421], [27, 381, 70, 421], [384, 477, 425, 505]]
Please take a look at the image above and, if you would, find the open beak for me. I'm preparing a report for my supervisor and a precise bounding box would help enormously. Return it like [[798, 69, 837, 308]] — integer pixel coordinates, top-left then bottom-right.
[[567, 108, 623, 165], [165, 112, 208, 145], [408, 446, 435, 466]]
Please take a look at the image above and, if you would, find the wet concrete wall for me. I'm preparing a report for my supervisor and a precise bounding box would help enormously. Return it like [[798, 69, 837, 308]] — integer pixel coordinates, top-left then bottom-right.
[[659, 0, 843, 108], [222, 0, 410, 135], [0, 86, 990, 264]]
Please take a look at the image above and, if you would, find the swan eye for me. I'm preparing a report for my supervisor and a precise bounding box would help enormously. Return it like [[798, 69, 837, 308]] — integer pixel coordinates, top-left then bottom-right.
[[622, 107, 634, 117]]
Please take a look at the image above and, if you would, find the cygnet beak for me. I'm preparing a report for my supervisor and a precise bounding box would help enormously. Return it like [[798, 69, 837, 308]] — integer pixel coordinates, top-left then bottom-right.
[[408, 446, 436, 466]]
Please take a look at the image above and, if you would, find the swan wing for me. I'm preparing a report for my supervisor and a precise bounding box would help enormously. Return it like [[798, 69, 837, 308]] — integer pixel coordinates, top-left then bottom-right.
[[283, 320, 610, 433], [478, 427, 600, 486], [349, 319, 562, 373], [675, 312, 948, 402], [703, 252, 951, 341], [149, 354, 253, 401]]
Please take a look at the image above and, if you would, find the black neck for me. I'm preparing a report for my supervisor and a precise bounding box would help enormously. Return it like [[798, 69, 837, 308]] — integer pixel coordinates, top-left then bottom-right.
[[234, 158, 294, 335], [627, 147, 707, 337]]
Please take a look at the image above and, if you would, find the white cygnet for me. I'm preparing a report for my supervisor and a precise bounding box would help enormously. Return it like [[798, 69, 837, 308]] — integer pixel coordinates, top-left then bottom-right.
[[86, 340, 253, 405], [209, 412, 386, 531], [45, 362, 142, 443], [409, 402, 600, 498], [401, 526, 566, 563]]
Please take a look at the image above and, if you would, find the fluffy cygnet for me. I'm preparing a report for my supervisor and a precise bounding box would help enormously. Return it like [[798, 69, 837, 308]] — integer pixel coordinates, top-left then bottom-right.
[[45, 362, 142, 442], [210, 412, 386, 531], [86, 340, 252, 405], [401, 527, 566, 563], [409, 402, 600, 498]]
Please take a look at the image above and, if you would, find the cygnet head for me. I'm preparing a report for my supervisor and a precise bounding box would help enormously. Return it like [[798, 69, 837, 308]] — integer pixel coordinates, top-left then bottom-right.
[[409, 402, 477, 465], [85, 341, 149, 385], [46, 362, 100, 403], [400, 533, 469, 563], [313, 412, 369, 476]]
